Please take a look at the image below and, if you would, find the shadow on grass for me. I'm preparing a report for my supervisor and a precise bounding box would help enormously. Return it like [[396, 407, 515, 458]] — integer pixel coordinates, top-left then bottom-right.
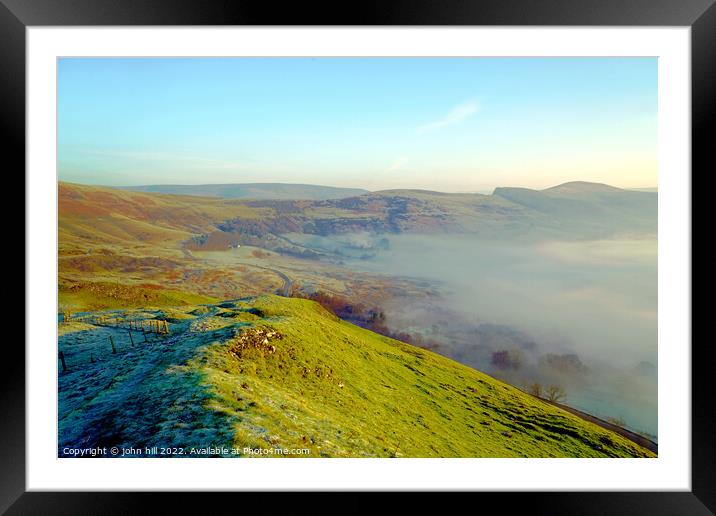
[[58, 312, 240, 458]]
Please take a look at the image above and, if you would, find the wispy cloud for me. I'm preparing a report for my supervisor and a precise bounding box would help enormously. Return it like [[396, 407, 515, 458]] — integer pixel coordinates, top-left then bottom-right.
[[416, 100, 480, 135], [386, 156, 409, 172], [79, 148, 243, 170]]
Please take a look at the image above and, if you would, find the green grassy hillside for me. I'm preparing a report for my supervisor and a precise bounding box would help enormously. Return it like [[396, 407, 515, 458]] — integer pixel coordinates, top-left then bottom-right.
[[58, 295, 654, 458]]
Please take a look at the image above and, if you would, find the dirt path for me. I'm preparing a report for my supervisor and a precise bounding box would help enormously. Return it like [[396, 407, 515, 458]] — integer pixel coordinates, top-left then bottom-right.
[[57, 307, 237, 455]]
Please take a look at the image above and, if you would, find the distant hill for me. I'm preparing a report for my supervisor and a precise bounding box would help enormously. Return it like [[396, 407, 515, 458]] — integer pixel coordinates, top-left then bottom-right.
[[492, 181, 657, 238], [120, 183, 369, 200], [543, 181, 623, 194], [59, 180, 657, 252], [58, 295, 654, 457]]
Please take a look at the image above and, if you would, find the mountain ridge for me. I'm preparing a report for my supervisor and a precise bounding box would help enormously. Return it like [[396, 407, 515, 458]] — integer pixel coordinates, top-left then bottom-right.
[[118, 182, 369, 201], [59, 180, 657, 250], [114, 180, 645, 199]]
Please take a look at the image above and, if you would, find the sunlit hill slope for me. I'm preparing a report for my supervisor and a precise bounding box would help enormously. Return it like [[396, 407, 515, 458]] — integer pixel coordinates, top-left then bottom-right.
[[58, 296, 655, 458]]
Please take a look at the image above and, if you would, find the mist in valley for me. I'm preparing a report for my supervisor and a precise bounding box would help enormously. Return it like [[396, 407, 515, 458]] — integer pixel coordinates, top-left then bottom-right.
[[333, 233, 658, 438]]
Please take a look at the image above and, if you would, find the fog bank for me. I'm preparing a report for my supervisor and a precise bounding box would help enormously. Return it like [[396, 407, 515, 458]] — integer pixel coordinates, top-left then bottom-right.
[[341, 234, 658, 437]]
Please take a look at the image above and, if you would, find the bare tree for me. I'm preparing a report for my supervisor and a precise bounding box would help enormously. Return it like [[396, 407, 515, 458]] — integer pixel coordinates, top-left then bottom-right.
[[528, 382, 543, 398], [545, 385, 566, 403]]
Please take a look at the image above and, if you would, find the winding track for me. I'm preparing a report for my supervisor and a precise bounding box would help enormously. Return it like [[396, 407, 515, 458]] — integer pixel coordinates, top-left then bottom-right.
[[241, 263, 293, 296]]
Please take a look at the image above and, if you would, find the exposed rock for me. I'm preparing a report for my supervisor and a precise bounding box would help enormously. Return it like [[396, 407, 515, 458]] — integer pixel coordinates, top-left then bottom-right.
[[228, 325, 284, 358]]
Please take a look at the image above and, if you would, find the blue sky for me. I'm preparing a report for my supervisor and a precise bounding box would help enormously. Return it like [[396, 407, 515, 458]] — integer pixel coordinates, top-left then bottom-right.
[[58, 57, 657, 192]]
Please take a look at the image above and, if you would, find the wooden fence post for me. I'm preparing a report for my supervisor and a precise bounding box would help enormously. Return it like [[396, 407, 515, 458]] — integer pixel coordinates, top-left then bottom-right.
[[109, 335, 117, 354], [58, 351, 67, 372], [128, 330, 134, 347]]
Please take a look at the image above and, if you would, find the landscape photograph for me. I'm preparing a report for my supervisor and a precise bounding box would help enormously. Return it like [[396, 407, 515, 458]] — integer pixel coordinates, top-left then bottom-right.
[[58, 57, 657, 458]]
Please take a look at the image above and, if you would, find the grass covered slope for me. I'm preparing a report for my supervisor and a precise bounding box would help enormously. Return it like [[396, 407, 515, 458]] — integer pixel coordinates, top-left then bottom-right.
[[59, 295, 654, 458], [200, 297, 652, 457], [59, 280, 218, 311]]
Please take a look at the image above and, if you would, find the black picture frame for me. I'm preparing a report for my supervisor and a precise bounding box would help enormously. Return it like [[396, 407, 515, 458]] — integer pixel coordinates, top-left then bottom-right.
[[5, 0, 709, 513]]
